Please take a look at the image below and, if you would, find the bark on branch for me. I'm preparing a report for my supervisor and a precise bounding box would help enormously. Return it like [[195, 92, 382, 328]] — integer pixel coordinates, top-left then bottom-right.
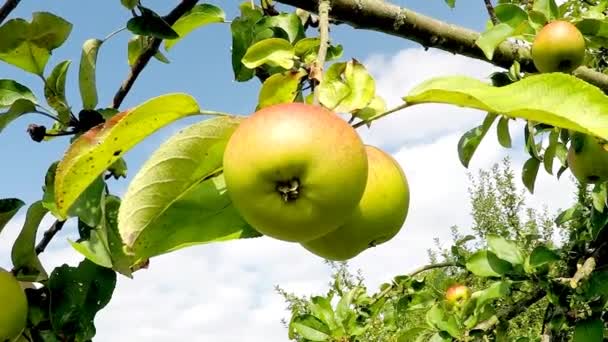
[[275, 0, 608, 94], [0, 0, 21, 25]]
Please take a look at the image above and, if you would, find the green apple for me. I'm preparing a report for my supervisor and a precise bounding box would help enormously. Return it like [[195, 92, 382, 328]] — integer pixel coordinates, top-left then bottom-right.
[[0, 268, 28, 342], [301, 145, 410, 260], [567, 132, 608, 184], [531, 20, 586, 73], [223, 102, 368, 242], [445, 284, 471, 307]]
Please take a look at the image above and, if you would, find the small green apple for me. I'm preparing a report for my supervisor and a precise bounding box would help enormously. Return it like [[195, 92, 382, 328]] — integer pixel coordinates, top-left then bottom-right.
[[0, 268, 28, 342], [301, 145, 410, 260], [531, 20, 586, 73], [445, 284, 471, 307], [567, 132, 608, 184], [223, 102, 369, 243]]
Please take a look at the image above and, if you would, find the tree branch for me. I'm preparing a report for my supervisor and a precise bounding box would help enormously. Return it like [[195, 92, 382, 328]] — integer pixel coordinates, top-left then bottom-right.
[[312, 0, 330, 105], [483, 0, 499, 25], [369, 261, 462, 305], [0, 0, 21, 25], [274, 0, 608, 94], [409, 261, 460, 277], [111, 0, 199, 109], [473, 289, 546, 331], [35, 220, 66, 254]]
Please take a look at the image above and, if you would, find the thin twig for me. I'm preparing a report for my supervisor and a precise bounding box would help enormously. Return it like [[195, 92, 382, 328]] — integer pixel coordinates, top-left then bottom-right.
[[369, 261, 461, 305], [0, 0, 20, 25], [352, 102, 411, 128], [312, 0, 330, 105], [111, 0, 199, 109], [274, 0, 608, 94], [35, 220, 66, 254], [483, 0, 499, 25]]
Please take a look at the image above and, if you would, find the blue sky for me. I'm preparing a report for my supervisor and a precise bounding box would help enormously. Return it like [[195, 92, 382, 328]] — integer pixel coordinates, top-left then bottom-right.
[[0, 1, 579, 341]]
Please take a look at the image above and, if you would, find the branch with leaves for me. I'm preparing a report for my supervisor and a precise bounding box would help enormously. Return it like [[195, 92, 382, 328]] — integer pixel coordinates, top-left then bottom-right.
[[112, 0, 199, 108], [275, 0, 608, 94]]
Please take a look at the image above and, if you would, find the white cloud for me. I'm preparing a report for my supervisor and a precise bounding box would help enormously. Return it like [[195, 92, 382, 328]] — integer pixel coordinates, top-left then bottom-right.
[[0, 47, 578, 341]]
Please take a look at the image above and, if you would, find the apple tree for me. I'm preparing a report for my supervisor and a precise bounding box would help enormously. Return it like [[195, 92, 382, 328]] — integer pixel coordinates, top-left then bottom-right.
[[0, 0, 607, 341]]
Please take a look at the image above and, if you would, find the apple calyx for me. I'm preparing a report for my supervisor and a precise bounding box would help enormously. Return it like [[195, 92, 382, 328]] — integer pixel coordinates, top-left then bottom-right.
[[276, 178, 300, 202]]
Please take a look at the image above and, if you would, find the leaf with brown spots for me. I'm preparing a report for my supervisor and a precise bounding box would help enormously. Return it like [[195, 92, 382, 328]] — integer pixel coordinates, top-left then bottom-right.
[[54, 93, 201, 218]]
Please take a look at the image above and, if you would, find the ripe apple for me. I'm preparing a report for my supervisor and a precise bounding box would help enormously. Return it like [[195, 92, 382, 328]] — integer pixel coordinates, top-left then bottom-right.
[[0, 268, 28, 342], [301, 145, 410, 260], [223, 102, 368, 242], [567, 132, 608, 184], [445, 284, 471, 307], [531, 20, 586, 73]]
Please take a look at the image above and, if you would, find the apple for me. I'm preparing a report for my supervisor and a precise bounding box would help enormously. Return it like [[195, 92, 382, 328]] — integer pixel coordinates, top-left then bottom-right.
[[0, 268, 28, 342], [531, 20, 586, 73], [567, 132, 608, 184], [301, 145, 410, 260], [445, 284, 471, 307], [223, 102, 368, 242]]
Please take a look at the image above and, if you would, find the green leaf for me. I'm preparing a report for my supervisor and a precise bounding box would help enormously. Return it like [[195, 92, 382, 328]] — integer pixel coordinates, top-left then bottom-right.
[[230, 6, 263, 82], [318, 62, 349, 110], [121, 0, 138, 10], [458, 113, 497, 167], [117, 116, 261, 261], [405, 74, 608, 142], [309, 296, 337, 331], [352, 96, 387, 121], [522, 157, 541, 194], [49, 259, 116, 341], [487, 234, 524, 265], [586, 271, 608, 298], [497, 116, 512, 148], [54, 93, 201, 218], [126, 7, 178, 39], [528, 245, 560, 268], [336, 288, 357, 327], [476, 23, 517, 60], [71, 195, 135, 277], [11, 201, 48, 282], [495, 4, 529, 27], [254, 13, 305, 44], [79, 38, 102, 110], [0, 99, 36, 134], [473, 281, 511, 310], [425, 304, 462, 338], [591, 182, 607, 213], [0, 198, 25, 234], [334, 60, 376, 113], [398, 327, 430, 342], [44, 60, 71, 124], [0, 12, 72, 75], [43, 162, 105, 226], [257, 69, 306, 109], [533, 0, 559, 22], [241, 38, 295, 70], [0, 79, 37, 107], [291, 314, 330, 341], [466, 250, 512, 277], [544, 141, 556, 175], [165, 4, 225, 51], [573, 318, 604, 342], [128, 35, 170, 67]]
